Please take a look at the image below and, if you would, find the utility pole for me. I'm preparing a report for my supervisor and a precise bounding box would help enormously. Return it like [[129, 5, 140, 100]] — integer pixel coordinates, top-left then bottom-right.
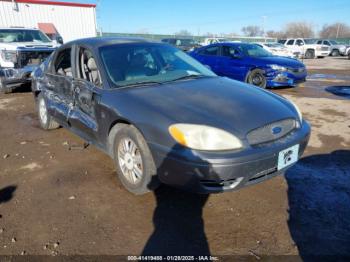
[[96, 0, 102, 36], [262, 16, 267, 42], [336, 23, 341, 39]]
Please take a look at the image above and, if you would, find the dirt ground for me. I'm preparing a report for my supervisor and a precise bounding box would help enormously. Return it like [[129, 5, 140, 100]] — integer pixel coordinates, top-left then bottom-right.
[[0, 57, 349, 258]]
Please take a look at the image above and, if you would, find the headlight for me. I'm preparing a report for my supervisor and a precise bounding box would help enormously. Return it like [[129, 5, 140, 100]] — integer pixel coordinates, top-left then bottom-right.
[[1, 50, 17, 63], [169, 124, 242, 151], [289, 101, 303, 124], [269, 64, 287, 71]]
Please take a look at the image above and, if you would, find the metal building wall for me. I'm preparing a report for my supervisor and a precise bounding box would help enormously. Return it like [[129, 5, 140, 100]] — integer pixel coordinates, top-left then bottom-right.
[[0, 0, 96, 42]]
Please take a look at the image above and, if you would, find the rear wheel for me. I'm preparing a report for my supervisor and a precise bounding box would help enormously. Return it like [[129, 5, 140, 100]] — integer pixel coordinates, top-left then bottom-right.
[[246, 69, 267, 88], [110, 124, 159, 195], [331, 49, 340, 57], [37, 93, 59, 130], [305, 49, 315, 59]]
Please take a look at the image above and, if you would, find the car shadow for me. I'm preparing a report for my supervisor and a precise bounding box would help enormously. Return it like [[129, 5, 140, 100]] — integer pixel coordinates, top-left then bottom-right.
[[285, 150, 350, 258], [0, 185, 17, 204], [142, 185, 210, 255], [142, 147, 214, 256]]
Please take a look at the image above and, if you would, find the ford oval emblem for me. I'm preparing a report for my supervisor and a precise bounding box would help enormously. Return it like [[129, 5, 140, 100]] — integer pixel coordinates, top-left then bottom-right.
[[272, 126, 282, 135]]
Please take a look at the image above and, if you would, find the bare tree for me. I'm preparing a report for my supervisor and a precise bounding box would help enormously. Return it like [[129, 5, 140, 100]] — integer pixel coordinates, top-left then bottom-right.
[[266, 30, 286, 39], [241, 25, 263, 37], [320, 23, 350, 38], [284, 22, 315, 38], [174, 30, 192, 36]]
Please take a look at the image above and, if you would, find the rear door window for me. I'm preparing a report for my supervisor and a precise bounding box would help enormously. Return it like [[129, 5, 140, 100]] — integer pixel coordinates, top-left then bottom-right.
[[295, 39, 304, 46], [77, 47, 102, 87], [53, 48, 72, 77]]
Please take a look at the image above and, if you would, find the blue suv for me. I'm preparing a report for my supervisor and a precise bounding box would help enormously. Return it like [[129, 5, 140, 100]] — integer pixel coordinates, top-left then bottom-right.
[[189, 42, 307, 88]]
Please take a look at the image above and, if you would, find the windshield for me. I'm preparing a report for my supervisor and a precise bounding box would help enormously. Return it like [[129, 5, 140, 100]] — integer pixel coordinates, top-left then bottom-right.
[[330, 40, 338, 45], [238, 44, 273, 57], [177, 39, 196, 46], [265, 43, 285, 48], [0, 29, 51, 43], [100, 43, 216, 87]]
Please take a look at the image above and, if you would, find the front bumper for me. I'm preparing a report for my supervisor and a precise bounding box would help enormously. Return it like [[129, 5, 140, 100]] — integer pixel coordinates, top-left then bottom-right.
[[315, 50, 330, 57], [267, 70, 307, 88], [149, 121, 310, 193], [0, 66, 37, 89]]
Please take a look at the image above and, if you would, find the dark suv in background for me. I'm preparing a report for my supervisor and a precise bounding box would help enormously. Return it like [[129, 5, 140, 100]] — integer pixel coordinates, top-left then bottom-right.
[[161, 38, 200, 52]]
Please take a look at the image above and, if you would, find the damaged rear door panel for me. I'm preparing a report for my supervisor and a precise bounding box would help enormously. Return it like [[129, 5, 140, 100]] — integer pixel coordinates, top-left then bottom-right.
[[69, 79, 101, 144], [67, 45, 104, 147]]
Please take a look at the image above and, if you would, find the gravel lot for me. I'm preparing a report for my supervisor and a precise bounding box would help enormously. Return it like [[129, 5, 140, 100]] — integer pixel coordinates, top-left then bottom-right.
[[0, 57, 349, 258]]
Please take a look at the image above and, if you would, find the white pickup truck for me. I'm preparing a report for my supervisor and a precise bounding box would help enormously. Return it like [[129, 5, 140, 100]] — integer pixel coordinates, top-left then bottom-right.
[[200, 38, 233, 46], [279, 38, 330, 59], [0, 27, 58, 94]]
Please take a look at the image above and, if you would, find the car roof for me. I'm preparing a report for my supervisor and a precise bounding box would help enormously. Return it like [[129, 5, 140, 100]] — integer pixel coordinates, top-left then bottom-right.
[[214, 42, 255, 47], [66, 37, 151, 48], [0, 27, 40, 30]]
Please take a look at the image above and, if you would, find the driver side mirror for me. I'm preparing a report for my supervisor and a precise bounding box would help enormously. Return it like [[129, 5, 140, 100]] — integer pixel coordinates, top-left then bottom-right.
[[56, 36, 64, 45], [297, 42, 304, 46]]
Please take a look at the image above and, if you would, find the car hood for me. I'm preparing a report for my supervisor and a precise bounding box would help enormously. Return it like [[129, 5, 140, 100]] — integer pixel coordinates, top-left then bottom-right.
[[120, 77, 297, 139], [0, 41, 57, 50], [334, 44, 346, 49], [250, 56, 304, 68]]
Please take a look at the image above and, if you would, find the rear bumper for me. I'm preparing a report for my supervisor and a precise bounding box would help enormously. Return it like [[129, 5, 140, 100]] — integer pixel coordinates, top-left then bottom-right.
[[149, 121, 311, 193]]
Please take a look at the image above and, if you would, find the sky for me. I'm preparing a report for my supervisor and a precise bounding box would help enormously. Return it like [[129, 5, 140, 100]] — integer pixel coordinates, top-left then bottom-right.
[[67, 0, 350, 35]]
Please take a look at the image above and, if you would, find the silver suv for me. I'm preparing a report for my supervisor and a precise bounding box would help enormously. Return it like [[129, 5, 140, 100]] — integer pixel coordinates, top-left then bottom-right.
[[316, 39, 348, 56]]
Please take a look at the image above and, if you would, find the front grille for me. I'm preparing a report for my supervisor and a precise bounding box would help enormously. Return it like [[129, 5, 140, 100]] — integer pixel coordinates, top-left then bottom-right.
[[16, 50, 54, 68], [247, 118, 297, 146]]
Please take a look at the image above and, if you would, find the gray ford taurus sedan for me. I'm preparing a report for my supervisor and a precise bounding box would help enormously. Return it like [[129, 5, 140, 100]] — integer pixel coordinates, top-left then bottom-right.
[[31, 37, 310, 195]]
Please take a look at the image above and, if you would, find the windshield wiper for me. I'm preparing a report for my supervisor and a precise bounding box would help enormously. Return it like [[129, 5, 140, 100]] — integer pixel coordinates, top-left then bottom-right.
[[166, 74, 208, 83], [120, 81, 163, 88]]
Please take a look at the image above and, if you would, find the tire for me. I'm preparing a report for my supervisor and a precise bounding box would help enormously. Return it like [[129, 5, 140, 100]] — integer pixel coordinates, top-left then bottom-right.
[[36, 93, 59, 130], [110, 124, 159, 195], [331, 49, 340, 57], [246, 69, 267, 88], [305, 49, 315, 59]]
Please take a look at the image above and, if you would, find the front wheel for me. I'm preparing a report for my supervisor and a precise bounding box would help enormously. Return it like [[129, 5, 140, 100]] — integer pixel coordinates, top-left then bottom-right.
[[36, 93, 59, 130], [110, 124, 159, 195], [246, 69, 267, 88], [305, 50, 315, 59]]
